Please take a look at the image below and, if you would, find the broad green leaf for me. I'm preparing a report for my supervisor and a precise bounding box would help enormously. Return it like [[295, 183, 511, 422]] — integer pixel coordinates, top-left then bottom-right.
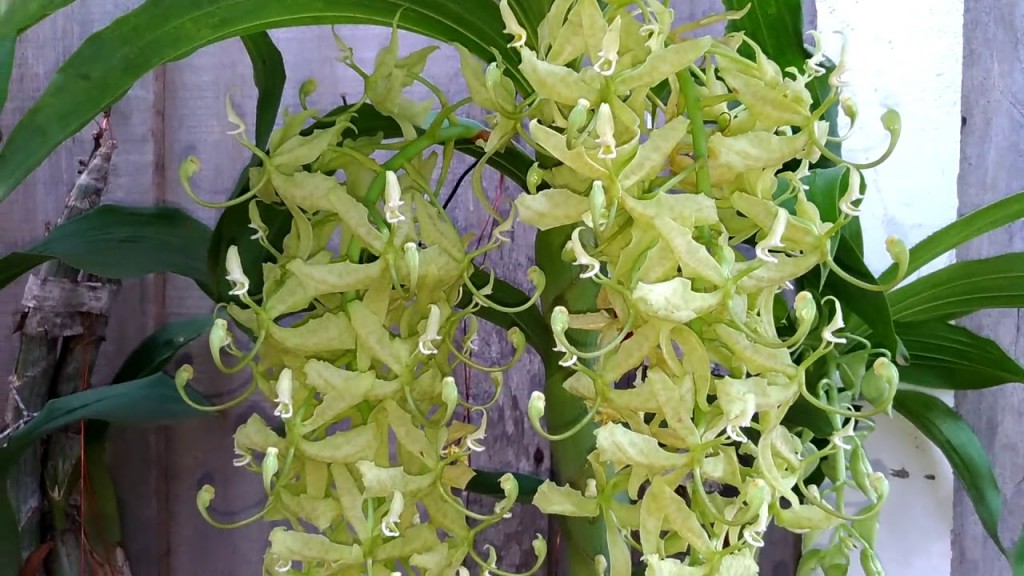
[[822, 234, 902, 357], [0, 204, 212, 293], [880, 191, 1024, 286], [896, 320, 1024, 390], [0, 0, 77, 36], [893, 390, 1008, 559], [112, 315, 214, 383], [0, 36, 13, 119], [889, 253, 1024, 322], [0, 375, 207, 469], [465, 469, 544, 503], [0, 0, 526, 203]]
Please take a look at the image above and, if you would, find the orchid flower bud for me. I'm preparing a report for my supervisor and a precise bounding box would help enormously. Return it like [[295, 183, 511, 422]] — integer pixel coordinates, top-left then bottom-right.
[[829, 31, 851, 88], [528, 391, 547, 431], [584, 478, 598, 499], [464, 409, 487, 452], [247, 200, 269, 241], [794, 291, 817, 326], [840, 93, 859, 123], [595, 103, 617, 159], [298, 78, 318, 110], [838, 166, 864, 217], [232, 437, 252, 468], [383, 171, 405, 224], [822, 299, 847, 345], [418, 304, 442, 355], [589, 180, 608, 230], [594, 17, 622, 76], [381, 490, 404, 537], [174, 364, 194, 390], [570, 227, 601, 278], [860, 357, 899, 412], [595, 554, 608, 575], [755, 208, 788, 263], [499, 0, 528, 48], [526, 162, 544, 195], [566, 98, 592, 149], [225, 94, 246, 136], [272, 368, 295, 420], [262, 446, 280, 494], [440, 376, 459, 424], [532, 534, 548, 563], [403, 242, 420, 293], [885, 235, 909, 281], [209, 318, 232, 358], [196, 484, 215, 512], [225, 245, 250, 296]]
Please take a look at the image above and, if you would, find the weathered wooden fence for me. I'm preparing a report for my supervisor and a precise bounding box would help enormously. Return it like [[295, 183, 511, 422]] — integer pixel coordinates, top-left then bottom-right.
[[18, 1, 1014, 575]]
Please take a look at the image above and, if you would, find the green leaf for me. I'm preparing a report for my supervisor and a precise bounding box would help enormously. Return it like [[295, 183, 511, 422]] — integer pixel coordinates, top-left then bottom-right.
[[0, 374, 207, 470], [896, 320, 1024, 390], [880, 191, 1024, 286], [112, 315, 214, 384], [889, 253, 1024, 322], [0, 0, 526, 203], [893, 390, 1008, 559], [0, 0, 77, 36], [823, 234, 902, 357], [1013, 528, 1024, 576], [0, 482, 17, 574], [464, 468, 544, 503], [0, 35, 13, 119], [239, 33, 286, 150], [0, 204, 212, 293], [0, 374, 208, 571]]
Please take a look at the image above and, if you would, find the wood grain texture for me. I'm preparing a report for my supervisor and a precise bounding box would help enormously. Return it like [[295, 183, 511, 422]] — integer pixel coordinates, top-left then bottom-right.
[[955, 2, 1024, 574]]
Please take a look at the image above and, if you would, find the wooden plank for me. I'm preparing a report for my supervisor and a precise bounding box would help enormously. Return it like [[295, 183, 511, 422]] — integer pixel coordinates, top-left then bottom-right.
[[0, 1, 166, 573], [954, 2, 1024, 574]]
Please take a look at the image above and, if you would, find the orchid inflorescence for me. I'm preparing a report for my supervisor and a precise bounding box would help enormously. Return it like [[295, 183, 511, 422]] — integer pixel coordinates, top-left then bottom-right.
[[176, 1, 907, 574]]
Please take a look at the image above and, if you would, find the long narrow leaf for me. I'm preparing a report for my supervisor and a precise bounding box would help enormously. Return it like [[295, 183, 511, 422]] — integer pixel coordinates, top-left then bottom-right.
[[889, 253, 1024, 322], [0, 482, 17, 573], [880, 191, 1024, 285], [0, 204, 212, 293], [0, 0, 77, 36], [0, 375, 207, 470], [239, 33, 286, 150], [896, 320, 1024, 390], [0, 0, 525, 202], [0, 35, 13, 119], [112, 315, 214, 384], [893, 390, 1008, 559]]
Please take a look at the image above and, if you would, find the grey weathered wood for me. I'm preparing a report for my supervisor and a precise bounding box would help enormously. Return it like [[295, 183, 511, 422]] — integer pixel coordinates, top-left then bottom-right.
[[954, 2, 1024, 575]]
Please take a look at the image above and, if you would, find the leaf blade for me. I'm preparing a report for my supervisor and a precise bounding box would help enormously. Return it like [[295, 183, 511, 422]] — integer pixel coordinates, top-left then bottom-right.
[[889, 253, 1024, 322], [896, 320, 1024, 390], [893, 390, 1008, 558], [112, 315, 214, 383], [0, 204, 212, 293], [880, 191, 1024, 285], [0, 0, 525, 202]]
